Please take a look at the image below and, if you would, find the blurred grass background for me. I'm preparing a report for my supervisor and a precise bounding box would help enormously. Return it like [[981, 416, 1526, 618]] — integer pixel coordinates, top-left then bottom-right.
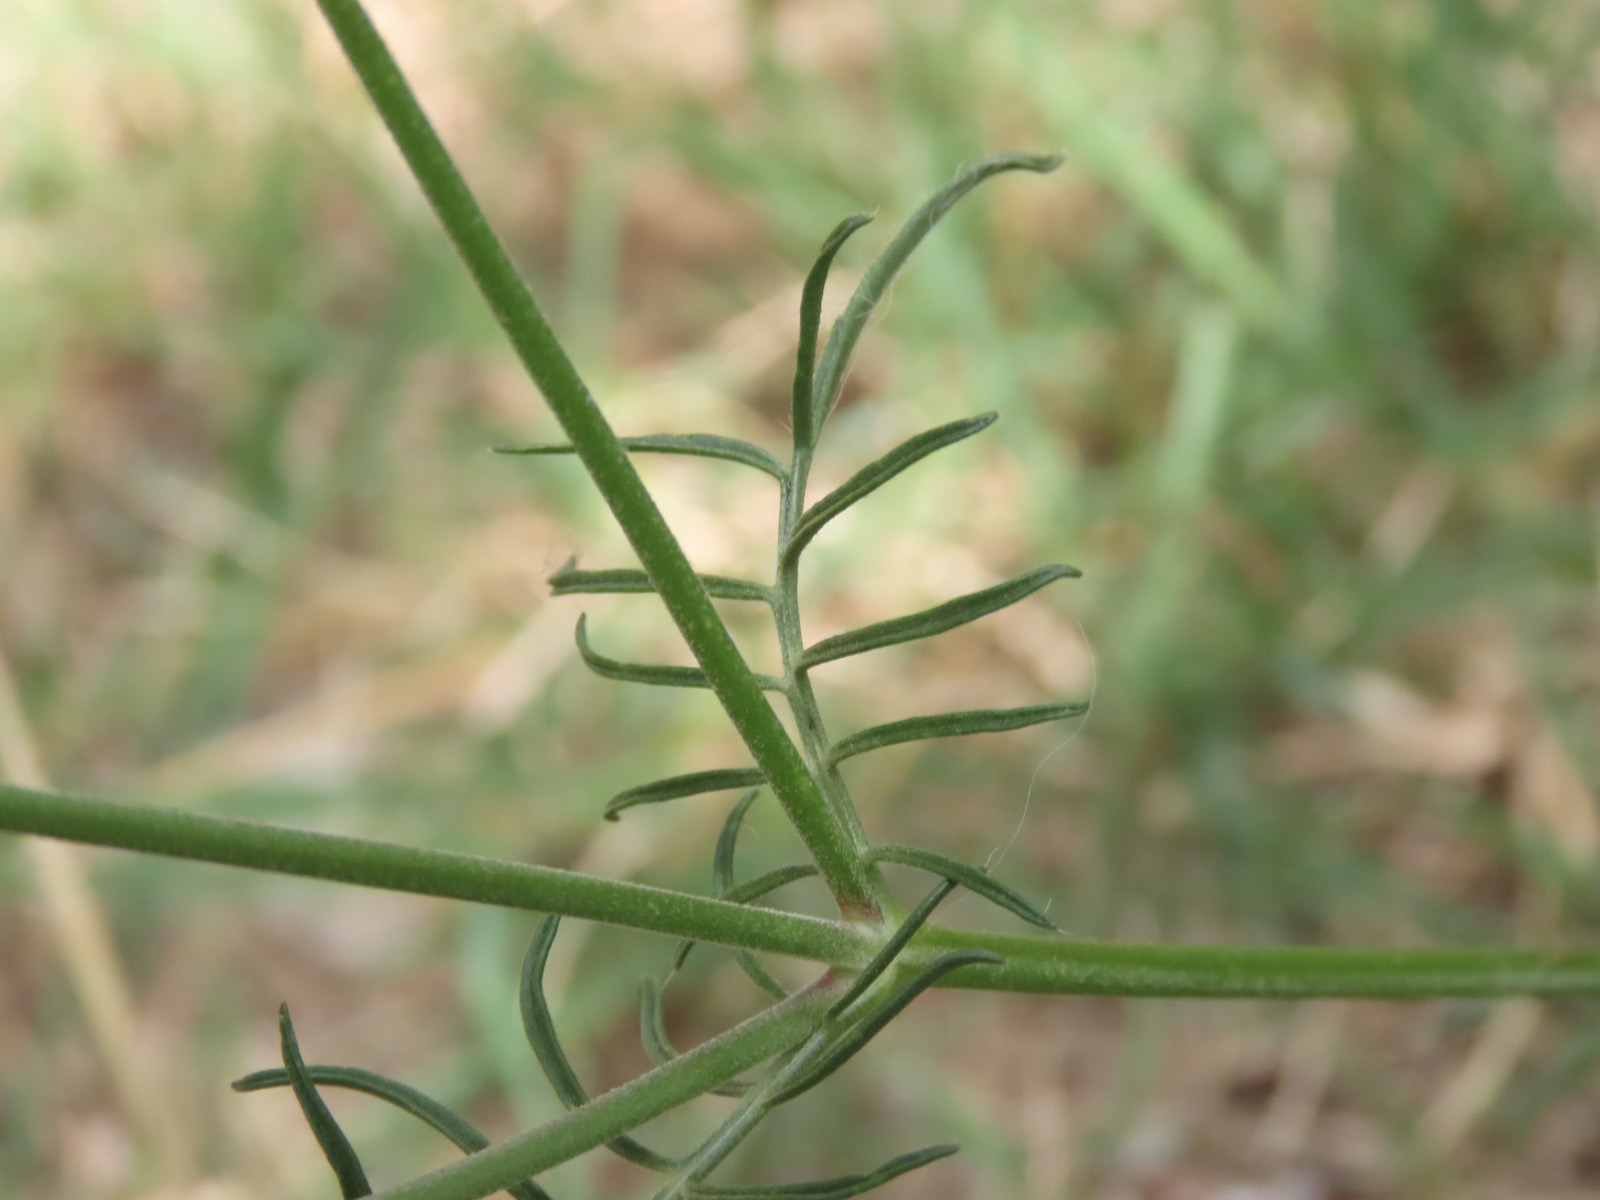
[[2, 0, 1600, 1196]]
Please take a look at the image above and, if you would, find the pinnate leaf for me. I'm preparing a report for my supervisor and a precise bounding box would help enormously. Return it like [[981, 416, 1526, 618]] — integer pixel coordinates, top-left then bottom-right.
[[550, 560, 771, 604], [829, 878, 958, 1019], [798, 564, 1080, 669], [695, 1144, 958, 1199], [497, 433, 786, 481], [605, 770, 765, 821], [868, 844, 1055, 930], [722, 864, 821, 905], [234, 1063, 551, 1200], [276, 1004, 372, 1198], [785, 414, 997, 564], [791, 213, 874, 449], [576, 615, 786, 692], [807, 152, 1062, 443], [773, 951, 1003, 1104], [520, 917, 683, 1172], [827, 700, 1089, 764]]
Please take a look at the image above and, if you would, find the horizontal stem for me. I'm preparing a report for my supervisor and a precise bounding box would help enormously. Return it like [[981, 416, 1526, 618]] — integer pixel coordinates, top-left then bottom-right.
[[0, 784, 866, 964], [914, 927, 1600, 998], [8, 785, 1600, 999]]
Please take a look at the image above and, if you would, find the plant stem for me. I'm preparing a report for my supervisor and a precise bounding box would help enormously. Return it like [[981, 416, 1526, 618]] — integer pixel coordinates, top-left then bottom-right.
[[10, 785, 1600, 1000], [914, 926, 1600, 998], [773, 445, 874, 859], [0, 784, 867, 963], [371, 988, 829, 1200], [310, 0, 877, 916]]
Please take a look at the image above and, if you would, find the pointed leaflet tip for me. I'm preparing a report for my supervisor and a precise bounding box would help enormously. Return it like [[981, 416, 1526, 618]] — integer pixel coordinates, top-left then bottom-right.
[[868, 844, 1056, 930], [604, 769, 765, 821], [808, 153, 1062, 445], [231, 1063, 552, 1200], [277, 1004, 373, 1198], [792, 212, 875, 450]]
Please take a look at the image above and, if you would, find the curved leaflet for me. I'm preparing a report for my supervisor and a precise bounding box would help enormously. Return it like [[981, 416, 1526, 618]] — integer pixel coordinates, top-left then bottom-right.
[[827, 700, 1090, 765], [807, 153, 1063, 443], [784, 414, 998, 565], [867, 844, 1055, 930], [550, 560, 771, 604], [772, 951, 1004, 1105], [605, 769, 766, 821], [497, 433, 787, 482], [797, 564, 1081, 670], [791, 213, 874, 449], [712, 788, 793, 999], [276, 1004, 372, 1198], [576, 614, 787, 693], [233, 1063, 551, 1200], [520, 917, 684, 1173]]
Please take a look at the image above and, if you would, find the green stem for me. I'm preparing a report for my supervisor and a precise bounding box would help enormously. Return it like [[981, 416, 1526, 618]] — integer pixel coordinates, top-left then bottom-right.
[[0, 784, 866, 964], [9, 785, 1600, 1000], [311, 0, 876, 915], [773, 445, 873, 859], [915, 926, 1600, 998], [371, 988, 829, 1200]]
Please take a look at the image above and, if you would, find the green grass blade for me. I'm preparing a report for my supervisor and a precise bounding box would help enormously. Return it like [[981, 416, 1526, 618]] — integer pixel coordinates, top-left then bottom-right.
[[791, 214, 874, 450], [606, 771, 766, 822], [807, 153, 1062, 443], [867, 846, 1055, 931], [576, 616, 787, 692], [999, 19, 1285, 330], [496, 434, 787, 482], [797, 564, 1081, 670], [827, 701, 1089, 765], [550, 561, 771, 604], [784, 414, 997, 565], [693, 1144, 957, 1199], [277, 1004, 373, 1198], [520, 918, 684, 1173], [233, 1065, 551, 1200], [828, 879, 958, 1019], [773, 952, 1004, 1104]]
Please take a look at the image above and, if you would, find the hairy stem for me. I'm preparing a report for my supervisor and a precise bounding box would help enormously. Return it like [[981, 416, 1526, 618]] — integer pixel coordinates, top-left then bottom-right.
[[311, 0, 876, 915], [9, 785, 1600, 999], [0, 784, 867, 964]]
